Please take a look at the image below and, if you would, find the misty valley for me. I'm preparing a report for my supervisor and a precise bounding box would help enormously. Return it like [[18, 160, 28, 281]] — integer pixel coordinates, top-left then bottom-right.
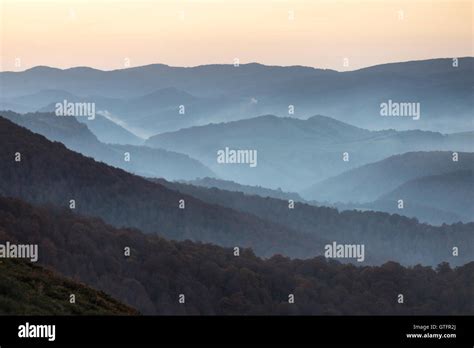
[[0, 57, 473, 317]]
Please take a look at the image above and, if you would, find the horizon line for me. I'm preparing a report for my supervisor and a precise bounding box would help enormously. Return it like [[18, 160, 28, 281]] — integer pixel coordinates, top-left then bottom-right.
[[2, 56, 472, 74]]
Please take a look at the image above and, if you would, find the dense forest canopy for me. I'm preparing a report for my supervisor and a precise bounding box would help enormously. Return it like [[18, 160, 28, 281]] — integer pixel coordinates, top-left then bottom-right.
[[0, 196, 473, 315]]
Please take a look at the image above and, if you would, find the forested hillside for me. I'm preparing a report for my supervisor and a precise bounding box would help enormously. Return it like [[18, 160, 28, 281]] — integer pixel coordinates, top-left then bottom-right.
[[0, 116, 324, 259], [1, 116, 473, 265], [1, 196, 473, 315], [154, 179, 474, 266]]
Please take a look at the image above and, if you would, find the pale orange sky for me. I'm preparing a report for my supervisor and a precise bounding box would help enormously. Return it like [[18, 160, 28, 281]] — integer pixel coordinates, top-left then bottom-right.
[[0, 0, 472, 71]]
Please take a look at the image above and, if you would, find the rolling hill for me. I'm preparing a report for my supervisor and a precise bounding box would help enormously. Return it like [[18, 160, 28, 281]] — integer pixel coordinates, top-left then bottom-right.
[[35, 87, 233, 136], [373, 170, 474, 224], [185, 177, 304, 202], [1, 111, 214, 181], [77, 113, 143, 145], [304, 152, 474, 203], [146, 115, 473, 191], [0, 89, 143, 143]]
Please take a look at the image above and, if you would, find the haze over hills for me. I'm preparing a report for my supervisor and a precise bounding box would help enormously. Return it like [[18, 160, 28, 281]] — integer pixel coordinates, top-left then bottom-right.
[[2, 110, 471, 226], [0, 63, 327, 99], [1, 0, 472, 321], [34, 87, 236, 137], [0, 90, 145, 143], [304, 152, 474, 203], [1, 195, 473, 315], [380, 169, 473, 209], [2, 116, 473, 265], [0, 89, 77, 113], [1, 57, 472, 135], [146, 115, 473, 191], [373, 170, 474, 224], [0, 54, 474, 317], [0, 58, 472, 263], [0, 111, 214, 181], [77, 114, 143, 145]]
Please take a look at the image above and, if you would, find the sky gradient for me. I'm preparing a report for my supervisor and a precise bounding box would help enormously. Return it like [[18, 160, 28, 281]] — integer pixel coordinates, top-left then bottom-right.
[[0, 0, 472, 71]]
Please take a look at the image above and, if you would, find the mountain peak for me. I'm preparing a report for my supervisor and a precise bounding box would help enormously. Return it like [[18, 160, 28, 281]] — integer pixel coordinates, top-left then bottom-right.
[[23, 66, 62, 73]]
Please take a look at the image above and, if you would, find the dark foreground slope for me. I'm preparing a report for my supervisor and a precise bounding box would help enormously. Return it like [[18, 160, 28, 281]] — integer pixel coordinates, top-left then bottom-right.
[[0, 196, 473, 315], [0, 259, 138, 315]]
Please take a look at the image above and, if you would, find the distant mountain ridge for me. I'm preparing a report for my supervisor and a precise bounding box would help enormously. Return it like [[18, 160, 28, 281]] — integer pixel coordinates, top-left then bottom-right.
[[304, 151, 474, 203], [1, 57, 472, 134]]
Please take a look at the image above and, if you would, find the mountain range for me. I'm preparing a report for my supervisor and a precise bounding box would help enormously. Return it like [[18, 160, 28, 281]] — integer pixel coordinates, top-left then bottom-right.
[[2, 109, 471, 226], [1, 58, 472, 136], [0, 57, 473, 316], [1, 115, 472, 265]]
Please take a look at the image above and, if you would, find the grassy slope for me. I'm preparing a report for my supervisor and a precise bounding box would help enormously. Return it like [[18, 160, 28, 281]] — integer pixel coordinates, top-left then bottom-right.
[[0, 259, 138, 315]]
